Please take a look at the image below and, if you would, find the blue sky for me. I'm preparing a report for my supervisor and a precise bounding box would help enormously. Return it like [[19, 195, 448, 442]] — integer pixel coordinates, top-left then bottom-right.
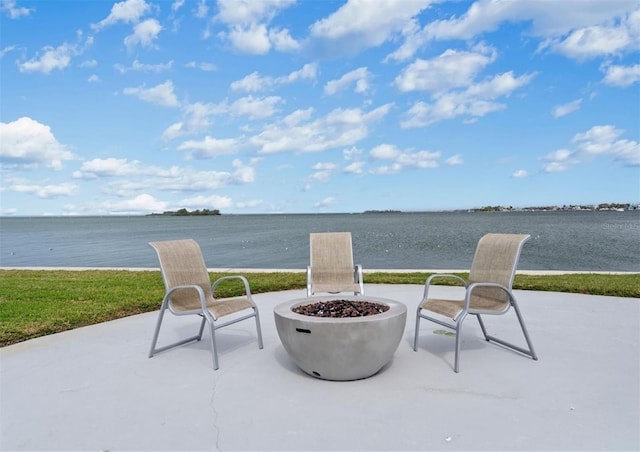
[[1, 0, 639, 216]]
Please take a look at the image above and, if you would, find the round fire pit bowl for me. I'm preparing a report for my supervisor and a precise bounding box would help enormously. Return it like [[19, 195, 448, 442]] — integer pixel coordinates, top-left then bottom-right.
[[274, 296, 407, 381]]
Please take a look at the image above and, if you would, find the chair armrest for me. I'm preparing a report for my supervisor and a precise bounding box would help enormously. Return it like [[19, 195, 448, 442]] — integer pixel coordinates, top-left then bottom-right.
[[166, 284, 207, 312], [464, 282, 513, 311], [306, 265, 312, 297], [211, 275, 253, 299], [423, 274, 468, 300]]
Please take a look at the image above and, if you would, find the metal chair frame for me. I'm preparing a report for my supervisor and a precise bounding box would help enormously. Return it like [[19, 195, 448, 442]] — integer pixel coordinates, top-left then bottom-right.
[[413, 234, 538, 372], [148, 240, 263, 370]]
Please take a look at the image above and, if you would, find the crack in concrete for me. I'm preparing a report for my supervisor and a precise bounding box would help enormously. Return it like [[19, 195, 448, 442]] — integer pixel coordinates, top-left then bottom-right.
[[209, 374, 221, 451]]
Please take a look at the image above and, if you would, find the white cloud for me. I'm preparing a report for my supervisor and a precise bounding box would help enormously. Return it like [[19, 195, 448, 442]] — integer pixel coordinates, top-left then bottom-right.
[[309, 0, 432, 56], [226, 23, 271, 54], [269, 28, 300, 52], [216, 0, 295, 24], [370, 144, 399, 160], [230, 72, 266, 92], [369, 144, 441, 173], [73, 157, 258, 193], [161, 96, 281, 142], [229, 95, 283, 119], [0, 45, 18, 57], [124, 18, 162, 50], [231, 63, 317, 92], [542, 125, 640, 172], [0, 117, 75, 170], [543, 148, 574, 173], [215, 0, 298, 54], [401, 71, 536, 128], [1, 0, 33, 18], [324, 67, 371, 95], [176, 136, 240, 158], [445, 154, 464, 165], [194, 0, 208, 18], [235, 199, 263, 209], [171, 0, 185, 12], [343, 146, 362, 160], [17, 43, 76, 74], [309, 162, 338, 181], [73, 158, 142, 179], [115, 59, 173, 73], [185, 61, 217, 71], [388, 0, 639, 61], [314, 197, 336, 209], [251, 103, 392, 154], [344, 161, 365, 174], [178, 194, 233, 210], [545, 9, 640, 60], [512, 169, 528, 178], [395, 45, 497, 94], [103, 194, 167, 214], [573, 125, 640, 165], [123, 80, 179, 107], [88, 74, 100, 83], [3, 180, 78, 198], [161, 102, 219, 141], [80, 59, 98, 68], [602, 63, 640, 86], [552, 98, 582, 118], [92, 0, 151, 30]]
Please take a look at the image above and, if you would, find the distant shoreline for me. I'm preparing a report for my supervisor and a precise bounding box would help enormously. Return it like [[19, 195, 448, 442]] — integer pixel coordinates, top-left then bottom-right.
[[2, 203, 638, 218], [0, 267, 637, 275]]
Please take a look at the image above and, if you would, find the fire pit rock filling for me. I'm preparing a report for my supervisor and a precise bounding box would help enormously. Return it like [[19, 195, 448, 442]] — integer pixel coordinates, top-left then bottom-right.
[[274, 296, 407, 381]]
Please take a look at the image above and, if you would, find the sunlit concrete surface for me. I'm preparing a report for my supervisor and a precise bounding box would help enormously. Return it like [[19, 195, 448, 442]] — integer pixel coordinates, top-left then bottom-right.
[[1, 285, 638, 451]]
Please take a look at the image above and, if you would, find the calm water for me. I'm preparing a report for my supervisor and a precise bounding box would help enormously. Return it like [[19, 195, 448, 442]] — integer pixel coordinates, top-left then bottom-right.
[[0, 211, 638, 271]]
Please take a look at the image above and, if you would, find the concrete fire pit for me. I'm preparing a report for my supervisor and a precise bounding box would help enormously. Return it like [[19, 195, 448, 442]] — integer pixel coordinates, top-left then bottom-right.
[[274, 296, 407, 381]]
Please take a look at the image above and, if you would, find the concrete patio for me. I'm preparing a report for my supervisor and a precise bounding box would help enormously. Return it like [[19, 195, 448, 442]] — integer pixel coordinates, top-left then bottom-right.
[[1, 284, 638, 451]]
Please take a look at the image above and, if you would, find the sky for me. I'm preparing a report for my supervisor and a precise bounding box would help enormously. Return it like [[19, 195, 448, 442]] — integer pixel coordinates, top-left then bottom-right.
[[1, 0, 639, 216]]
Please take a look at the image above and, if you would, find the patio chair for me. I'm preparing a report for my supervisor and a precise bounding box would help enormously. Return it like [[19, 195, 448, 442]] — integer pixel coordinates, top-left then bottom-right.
[[413, 233, 537, 372], [148, 239, 263, 370], [307, 232, 364, 297]]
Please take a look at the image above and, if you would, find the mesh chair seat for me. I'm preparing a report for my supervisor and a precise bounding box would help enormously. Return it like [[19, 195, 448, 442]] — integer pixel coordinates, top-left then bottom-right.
[[419, 296, 509, 321]]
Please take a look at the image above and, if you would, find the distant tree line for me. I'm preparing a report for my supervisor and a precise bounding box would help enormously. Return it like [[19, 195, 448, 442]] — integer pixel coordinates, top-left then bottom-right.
[[148, 208, 221, 216], [471, 203, 637, 212]]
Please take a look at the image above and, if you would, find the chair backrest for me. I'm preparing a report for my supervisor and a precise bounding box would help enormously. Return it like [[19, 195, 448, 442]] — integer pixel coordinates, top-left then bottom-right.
[[309, 232, 358, 293], [468, 233, 530, 304], [149, 239, 213, 311]]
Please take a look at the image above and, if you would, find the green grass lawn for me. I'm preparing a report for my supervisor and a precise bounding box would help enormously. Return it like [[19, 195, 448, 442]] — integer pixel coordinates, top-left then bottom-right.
[[0, 269, 637, 347]]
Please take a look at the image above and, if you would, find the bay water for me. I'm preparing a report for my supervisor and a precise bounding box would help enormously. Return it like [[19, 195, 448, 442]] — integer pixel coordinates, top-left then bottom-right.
[[0, 211, 638, 271]]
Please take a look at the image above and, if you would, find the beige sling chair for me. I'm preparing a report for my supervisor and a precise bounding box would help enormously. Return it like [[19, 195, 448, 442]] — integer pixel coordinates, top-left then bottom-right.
[[307, 232, 364, 297], [414, 233, 538, 372], [148, 239, 263, 370]]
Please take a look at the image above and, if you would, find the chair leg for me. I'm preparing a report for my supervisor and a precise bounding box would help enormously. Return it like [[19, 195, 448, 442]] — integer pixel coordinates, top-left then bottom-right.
[[453, 312, 468, 373], [475, 303, 538, 361], [476, 314, 489, 340], [148, 302, 168, 358], [512, 301, 538, 360], [254, 308, 264, 349], [197, 315, 206, 341], [208, 320, 220, 371], [149, 301, 204, 358], [413, 309, 422, 351]]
